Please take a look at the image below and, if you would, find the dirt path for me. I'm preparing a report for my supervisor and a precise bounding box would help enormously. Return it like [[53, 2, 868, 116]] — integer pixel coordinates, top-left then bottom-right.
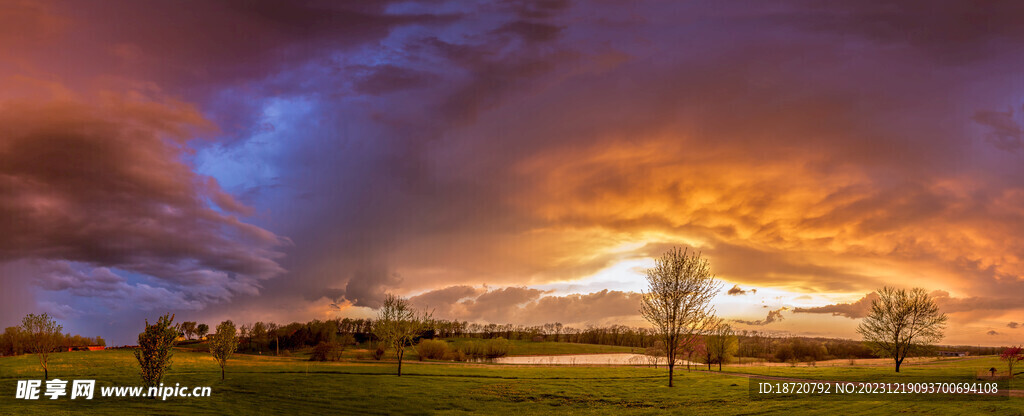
[[695, 369, 1024, 398]]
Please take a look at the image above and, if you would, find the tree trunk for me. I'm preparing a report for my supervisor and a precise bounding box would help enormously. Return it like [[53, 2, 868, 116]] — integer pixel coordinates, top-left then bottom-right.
[[221, 366, 225, 380], [668, 362, 674, 387], [44, 367, 48, 380], [895, 357, 902, 373], [719, 361, 722, 371], [275, 336, 279, 356], [397, 350, 403, 376]]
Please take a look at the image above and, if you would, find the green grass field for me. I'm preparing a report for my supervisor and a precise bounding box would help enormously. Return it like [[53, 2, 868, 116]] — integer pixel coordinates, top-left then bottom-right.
[[0, 349, 1020, 415]]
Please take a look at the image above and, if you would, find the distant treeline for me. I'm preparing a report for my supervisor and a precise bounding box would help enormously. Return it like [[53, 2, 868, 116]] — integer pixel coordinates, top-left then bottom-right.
[[1, 326, 105, 356], [182, 317, 1005, 360]]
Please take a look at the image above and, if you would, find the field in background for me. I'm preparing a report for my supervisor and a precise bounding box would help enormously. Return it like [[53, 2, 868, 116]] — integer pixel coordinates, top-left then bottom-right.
[[1, 348, 1021, 415], [179, 337, 637, 361]]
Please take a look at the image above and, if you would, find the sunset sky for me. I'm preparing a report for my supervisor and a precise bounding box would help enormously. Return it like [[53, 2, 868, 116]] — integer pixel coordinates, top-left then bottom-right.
[[2, 1, 1024, 346]]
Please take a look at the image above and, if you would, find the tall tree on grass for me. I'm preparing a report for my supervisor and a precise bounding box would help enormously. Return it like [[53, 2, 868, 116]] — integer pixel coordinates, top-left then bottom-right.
[[373, 293, 432, 376], [856, 287, 946, 373], [209, 320, 238, 380], [640, 247, 721, 387], [22, 313, 62, 379], [134, 313, 178, 388]]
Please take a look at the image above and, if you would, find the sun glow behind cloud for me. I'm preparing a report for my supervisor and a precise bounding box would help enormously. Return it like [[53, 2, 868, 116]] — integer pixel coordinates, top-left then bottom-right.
[[3, 0, 1024, 346]]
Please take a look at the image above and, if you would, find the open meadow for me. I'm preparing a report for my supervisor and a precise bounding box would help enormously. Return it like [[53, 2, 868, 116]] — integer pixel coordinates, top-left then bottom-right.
[[1, 348, 1020, 415]]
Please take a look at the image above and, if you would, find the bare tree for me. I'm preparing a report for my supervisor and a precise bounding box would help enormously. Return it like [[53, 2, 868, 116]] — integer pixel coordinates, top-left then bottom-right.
[[856, 287, 947, 372], [22, 313, 62, 379], [373, 293, 432, 376], [640, 247, 721, 387]]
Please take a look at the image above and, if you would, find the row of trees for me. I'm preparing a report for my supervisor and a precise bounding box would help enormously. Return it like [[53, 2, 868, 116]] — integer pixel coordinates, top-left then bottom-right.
[[177, 321, 209, 340], [1, 323, 105, 357], [134, 314, 239, 386]]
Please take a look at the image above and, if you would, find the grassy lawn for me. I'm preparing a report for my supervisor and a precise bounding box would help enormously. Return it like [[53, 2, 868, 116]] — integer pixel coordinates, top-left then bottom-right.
[[0, 350, 1019, 415]]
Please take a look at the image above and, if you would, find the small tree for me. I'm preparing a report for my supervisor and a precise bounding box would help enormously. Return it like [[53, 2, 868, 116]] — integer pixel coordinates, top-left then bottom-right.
[[209, 320, 238, 380], [644, 341, 665, 368], [134, 314, 178, 388], [179, 321, 197, 340], [640, 247, 721, 387], [2, 326, 25, 356], [1000, 346, 1023, 379], [372, 293, 432, 376], [196, 323, 209, 340], [251, 322, 267, 354], [22, 313, 62, 379], [856, 287, 947, 372], [705, 320, 738, 371], [267, 323, 279, 355]]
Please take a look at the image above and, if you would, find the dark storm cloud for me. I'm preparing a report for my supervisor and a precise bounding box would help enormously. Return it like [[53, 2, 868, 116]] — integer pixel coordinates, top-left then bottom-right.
[[787, 0, 1024, 63], [409, 286, 642, 325], [793, 293, 879, 319], [973, 106, 1024, 152], [30, 261, 203, 311], [0, 100, 287, 305], [48, 0, 455, 90], [727, 285, 756, 296], [351, 65, 439, 95], [794, 291, 1024, 320], [734, 307, 787, 326]]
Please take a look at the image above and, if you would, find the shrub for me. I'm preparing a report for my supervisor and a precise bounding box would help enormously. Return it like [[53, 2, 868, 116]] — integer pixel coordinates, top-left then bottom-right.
[[416, 339, 449, 360], [446, 350, 467, 362], [372, 346, 386, 360], [459, 341, 484, 358], [484, 338, 511, 358], [456, 338, 511, 359], [337, 333, 355, 350], [310, 342, 342, 361]]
